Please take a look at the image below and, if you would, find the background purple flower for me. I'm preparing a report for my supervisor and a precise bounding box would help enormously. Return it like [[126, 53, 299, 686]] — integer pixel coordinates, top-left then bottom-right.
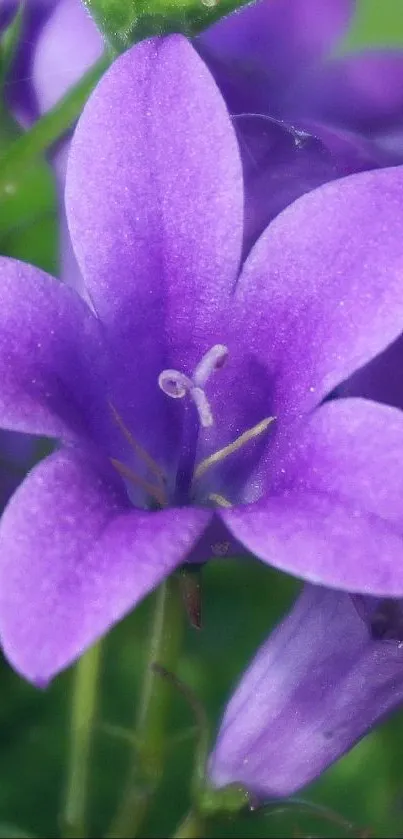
[[209, 584, 403, 799], [1, 0, 102, 126], [198, 0, 403, 246]]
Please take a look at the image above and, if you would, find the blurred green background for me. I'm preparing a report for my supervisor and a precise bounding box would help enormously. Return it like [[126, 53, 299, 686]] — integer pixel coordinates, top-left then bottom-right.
[[1, 1, 403, 837]]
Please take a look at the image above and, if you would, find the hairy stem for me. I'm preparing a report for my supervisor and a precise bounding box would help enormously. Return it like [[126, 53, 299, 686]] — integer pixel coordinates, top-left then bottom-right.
[[172, 810, 205, 839], [108, 577, 184, 838], [62, 642, 103, 839]]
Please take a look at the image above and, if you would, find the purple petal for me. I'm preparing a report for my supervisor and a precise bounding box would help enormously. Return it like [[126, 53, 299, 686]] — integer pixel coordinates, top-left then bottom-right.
[[209, 584, 403, 798], [287, 51, 403, 165], [197, 0, 353, 114], [0, 257, 106, 440], [32, 0, 103, 115], [0, 447, 211, 683], [52, 141, 86, 292], [66, 35, 243, 469], [222, 399, 403, 594], [232, 166, 403, 421], [67, 35, 242, 349]]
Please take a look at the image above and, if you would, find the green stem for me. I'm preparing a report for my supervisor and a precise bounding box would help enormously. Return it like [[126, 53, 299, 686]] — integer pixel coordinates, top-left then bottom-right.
[[62, 642, 103, 839], [0, 53, 110, 198], [172, 810, 205, 839], [108, 577, 184, 839]]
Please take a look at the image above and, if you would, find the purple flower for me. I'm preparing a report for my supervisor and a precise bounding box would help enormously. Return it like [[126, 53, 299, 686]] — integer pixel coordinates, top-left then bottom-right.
[[198, 0, 403, 247], [2, 36, 403, 684], [209, 585, 403, 798], [198, 0, 403, 168]]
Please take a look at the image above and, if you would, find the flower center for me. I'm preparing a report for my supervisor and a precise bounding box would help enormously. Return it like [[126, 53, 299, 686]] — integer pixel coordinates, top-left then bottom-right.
[[158, 345, 228, 504], [109, 345, 275, 510]]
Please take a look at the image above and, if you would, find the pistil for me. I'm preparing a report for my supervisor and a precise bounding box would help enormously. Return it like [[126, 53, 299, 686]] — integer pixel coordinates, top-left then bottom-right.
[[158, 345, 229, 503]]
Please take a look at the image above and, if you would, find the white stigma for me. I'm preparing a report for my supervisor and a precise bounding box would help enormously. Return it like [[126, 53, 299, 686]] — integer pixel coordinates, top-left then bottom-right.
[[158, 344, 228, 428], [193, 344, 229, 387]]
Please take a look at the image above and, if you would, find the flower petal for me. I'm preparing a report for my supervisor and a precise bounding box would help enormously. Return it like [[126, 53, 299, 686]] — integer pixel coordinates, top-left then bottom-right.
[[0, 447, 211, 683], [197, 0, 353, 114], [222, 399, 403, 594], [232, 166, 403, 420], [0, 257, 106, 440], [53, 142, 86, 293], [66, 35, 243, 365], [209, 584, 403, 798]]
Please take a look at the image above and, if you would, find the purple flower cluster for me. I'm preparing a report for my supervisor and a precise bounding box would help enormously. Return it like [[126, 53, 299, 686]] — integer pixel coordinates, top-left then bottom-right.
[[2, 0, 403, 807]]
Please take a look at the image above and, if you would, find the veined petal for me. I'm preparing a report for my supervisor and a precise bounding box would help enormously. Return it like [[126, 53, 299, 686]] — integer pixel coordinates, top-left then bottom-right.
[[232, 166, 403, 421], [222, 399, 403, 595], [0, 257, 106, 441], [66, 35, 242, 364], [209, 585, 403, 798], [0, 447, 211, 683]]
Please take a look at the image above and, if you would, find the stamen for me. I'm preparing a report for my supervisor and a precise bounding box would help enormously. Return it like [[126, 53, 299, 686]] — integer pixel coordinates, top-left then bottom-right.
[[193, 344, 228, 387], [194, 417, 276, 482], [158, 370, 193, 399], [109, 401, 166, 487], [208, 492, 232, 508], [110, 457, 167, 507]]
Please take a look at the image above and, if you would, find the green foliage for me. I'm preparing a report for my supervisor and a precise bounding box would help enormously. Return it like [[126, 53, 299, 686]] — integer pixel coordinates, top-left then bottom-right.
[[82, 0, 249, 53], [0, 3, 24, 88]]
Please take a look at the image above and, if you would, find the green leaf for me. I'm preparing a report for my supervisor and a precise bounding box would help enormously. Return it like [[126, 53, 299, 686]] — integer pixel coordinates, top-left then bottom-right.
[[0, 106, 57, 271], [0, 2, 25, 88], [0, 825, 34, 839], [82, 0, 250, 52]]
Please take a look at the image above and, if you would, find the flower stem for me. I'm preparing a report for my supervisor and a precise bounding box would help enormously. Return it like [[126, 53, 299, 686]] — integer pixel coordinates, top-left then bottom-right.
[[0, 53, 110, 197], [172, 810, 205, 839], [108, 577, 184, 838], [62, 641, 103, 839]]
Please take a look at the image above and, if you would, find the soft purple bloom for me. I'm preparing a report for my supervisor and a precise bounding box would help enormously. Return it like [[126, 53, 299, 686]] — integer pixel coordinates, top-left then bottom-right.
[[2, 37, 403, 684], [209, 585, 403, 798]]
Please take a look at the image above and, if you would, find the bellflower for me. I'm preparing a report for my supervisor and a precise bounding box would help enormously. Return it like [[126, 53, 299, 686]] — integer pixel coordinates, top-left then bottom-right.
[[209, 585, 403, 798], [2, 37, 403, 685]]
